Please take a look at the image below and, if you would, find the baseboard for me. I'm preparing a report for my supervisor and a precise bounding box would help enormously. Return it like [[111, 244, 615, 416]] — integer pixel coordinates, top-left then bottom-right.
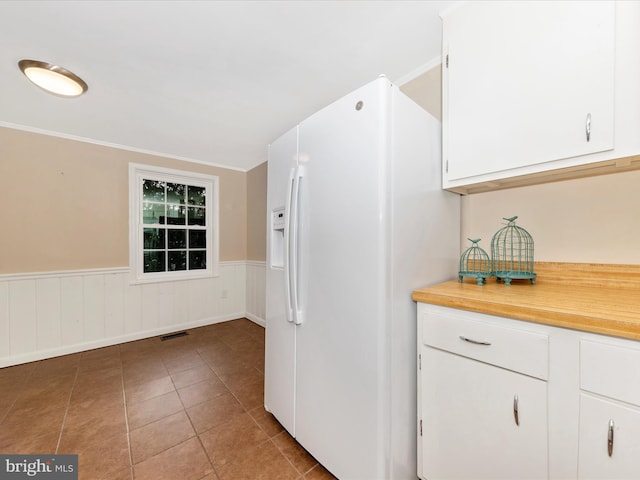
[[0, 312, 246, 368], [245, 313, 266, 328]]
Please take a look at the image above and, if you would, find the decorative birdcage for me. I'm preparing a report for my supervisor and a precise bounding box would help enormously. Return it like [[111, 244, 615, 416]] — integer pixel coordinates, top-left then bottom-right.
[[490, 216, 536, 285], [459, 238, 491, 285]]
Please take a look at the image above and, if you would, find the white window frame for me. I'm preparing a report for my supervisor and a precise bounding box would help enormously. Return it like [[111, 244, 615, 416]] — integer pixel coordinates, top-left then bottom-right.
[[129, 163, 219, 284]]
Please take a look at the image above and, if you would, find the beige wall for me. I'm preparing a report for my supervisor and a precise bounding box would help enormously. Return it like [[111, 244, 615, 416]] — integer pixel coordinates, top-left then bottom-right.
[[400, 65, 442, 121], [0, 126, 247, 274], [246, 161, 267, 261], [6, 63, 635, 274], [460, 170, 640, 265], [404, 64, 640, 266]]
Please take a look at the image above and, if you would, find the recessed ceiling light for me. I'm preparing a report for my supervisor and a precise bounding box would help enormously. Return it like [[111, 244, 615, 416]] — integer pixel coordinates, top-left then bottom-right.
[[18, 59, 88, 97]]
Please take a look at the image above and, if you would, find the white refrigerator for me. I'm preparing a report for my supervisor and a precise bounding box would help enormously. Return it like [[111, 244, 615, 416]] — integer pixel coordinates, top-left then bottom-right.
[[265, 76, 460, 480]]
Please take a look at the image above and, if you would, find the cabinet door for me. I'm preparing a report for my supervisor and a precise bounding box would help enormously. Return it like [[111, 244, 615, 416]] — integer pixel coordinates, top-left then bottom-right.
[[578, 394, 640, 479], [443, 1, 615, 184], [420, 345, 548, 480]]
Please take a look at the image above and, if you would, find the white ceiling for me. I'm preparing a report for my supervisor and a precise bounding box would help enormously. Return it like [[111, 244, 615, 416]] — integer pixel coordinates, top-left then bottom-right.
[[0, 0, 454, 171]]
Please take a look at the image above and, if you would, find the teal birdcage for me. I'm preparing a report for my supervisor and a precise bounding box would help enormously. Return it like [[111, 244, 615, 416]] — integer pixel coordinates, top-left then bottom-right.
[[459, 238, 491, 285], [490, 216, 536, 285]]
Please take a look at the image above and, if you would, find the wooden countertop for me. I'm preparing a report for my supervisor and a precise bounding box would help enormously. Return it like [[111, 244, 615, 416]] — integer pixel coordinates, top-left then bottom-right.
[[412, 263, 640, 341]]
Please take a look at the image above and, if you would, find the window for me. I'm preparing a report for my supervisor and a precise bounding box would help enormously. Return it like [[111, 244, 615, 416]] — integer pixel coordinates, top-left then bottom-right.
[[129, 163, 219, 283]]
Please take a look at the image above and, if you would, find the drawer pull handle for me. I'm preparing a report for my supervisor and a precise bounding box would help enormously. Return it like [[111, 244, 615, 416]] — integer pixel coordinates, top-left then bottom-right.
[[513, 394, 519, 426], [608, 419, 614, 457], [459, 336, 491, 346], [586, 113, 592, 142]]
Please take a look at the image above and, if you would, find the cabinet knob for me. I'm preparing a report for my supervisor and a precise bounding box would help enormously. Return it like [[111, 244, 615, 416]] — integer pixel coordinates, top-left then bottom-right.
[[608, 419, 614, 457], [586, 113, 592, 142]]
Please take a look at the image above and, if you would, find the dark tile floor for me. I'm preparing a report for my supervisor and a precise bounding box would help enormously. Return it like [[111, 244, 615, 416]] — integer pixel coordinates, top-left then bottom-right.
[[0, 318, 336, 480]]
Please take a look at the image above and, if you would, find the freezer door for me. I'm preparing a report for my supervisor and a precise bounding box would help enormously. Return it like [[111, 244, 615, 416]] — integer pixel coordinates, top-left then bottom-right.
[[294, 78, 389, 479], [264, 126, 298, 435]]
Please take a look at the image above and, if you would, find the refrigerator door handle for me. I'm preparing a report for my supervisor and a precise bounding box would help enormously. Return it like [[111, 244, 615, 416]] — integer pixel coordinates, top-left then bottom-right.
[[284, 168, 295, 323], [289, 165, 304, 325]]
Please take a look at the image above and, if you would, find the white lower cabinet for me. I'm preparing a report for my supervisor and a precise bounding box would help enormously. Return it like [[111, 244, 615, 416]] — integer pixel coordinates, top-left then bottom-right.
[[417, 303, 640, 480], [577, 339, 640, 479], [578, 395, 640, 479], [420, 345, 548, 479]]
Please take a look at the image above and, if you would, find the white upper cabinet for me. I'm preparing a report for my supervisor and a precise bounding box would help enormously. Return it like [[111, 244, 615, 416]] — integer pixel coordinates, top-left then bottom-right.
[[442, 1, 640, 194]]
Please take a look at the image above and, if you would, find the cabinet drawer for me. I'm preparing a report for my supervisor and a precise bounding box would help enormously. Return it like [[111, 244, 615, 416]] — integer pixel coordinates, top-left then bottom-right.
[[421, 310, 548, 380], [581, 340, 640, 406]]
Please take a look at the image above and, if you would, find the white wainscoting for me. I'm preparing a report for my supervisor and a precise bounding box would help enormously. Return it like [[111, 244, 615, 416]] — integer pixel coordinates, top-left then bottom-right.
[[0, 261, 267, 368], [245, 261, 266, 327]]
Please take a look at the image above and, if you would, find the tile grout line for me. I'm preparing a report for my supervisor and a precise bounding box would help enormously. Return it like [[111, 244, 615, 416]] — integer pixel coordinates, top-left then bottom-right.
[[0, 321, 272, 477], [215, 327, 321, 478], [161, 342, 221, 479], [192, 335, 271, 479], [270, 430, 321, 478], [200, 336, 308, 479], [54, 361, 80, 455], [190, 346, 222, 480], [119, 347, 135, 480], [268, 436, 307, 479], [0, 363, 36, 427]]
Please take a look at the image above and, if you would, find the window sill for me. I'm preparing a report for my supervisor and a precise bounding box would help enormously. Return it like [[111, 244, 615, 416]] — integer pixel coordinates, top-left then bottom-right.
[[129, 269, 219, 285]]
